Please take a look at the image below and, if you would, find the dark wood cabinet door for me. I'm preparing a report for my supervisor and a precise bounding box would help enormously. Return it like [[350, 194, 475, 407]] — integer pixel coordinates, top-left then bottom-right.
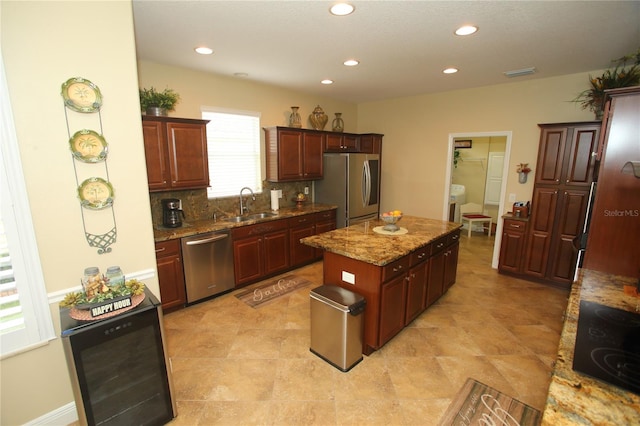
[[314, 210, 336, 259], [263, 229, 289, 275], [302, 132, 324, 179], [524, 187, 558, 278], [359, 134, 382, 154], [499, 220, 527, 273], [379, 274, 407, 346], [405, 262, 427, 324], [289, 223, 316, 267], [276, 129, 304, 180], [154, 240, 186, 312], [426, 250, 445, 307], [142, 120, 169, 191], [444, 242, 459, 292], [343, 134, 358, 151], [166, 122, 210, 189], [325, 133, 344, 151], [565, 126, 599, 186], [233, 236, 263, 286], [535, 127, 567, 185]]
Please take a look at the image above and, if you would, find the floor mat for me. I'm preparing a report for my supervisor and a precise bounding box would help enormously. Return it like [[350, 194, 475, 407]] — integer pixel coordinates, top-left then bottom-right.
[[438, 378, 541, 426], [235, 275, 312, 308]]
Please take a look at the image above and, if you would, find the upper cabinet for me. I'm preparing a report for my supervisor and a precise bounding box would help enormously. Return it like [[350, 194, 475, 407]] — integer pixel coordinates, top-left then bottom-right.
[[264, 127, 384, 182], [142, 116, 210, 192]]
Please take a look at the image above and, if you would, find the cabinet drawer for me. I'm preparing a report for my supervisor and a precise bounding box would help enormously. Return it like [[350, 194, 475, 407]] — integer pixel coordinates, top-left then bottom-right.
[[232, 218, 288, 239], [314, 209, 336, 222], [288, 214, 315, 227], [155, 239, 180, 257], [410, 245, 431, 266], [432, 236, 447, 254], [504, 219, 527, 233], [382, 256, 411, 282], [447, 230, 460, 245]]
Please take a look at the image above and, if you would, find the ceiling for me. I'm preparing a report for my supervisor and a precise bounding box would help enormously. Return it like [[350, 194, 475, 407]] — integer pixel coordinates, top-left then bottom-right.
[[132, 1, 640, 103]]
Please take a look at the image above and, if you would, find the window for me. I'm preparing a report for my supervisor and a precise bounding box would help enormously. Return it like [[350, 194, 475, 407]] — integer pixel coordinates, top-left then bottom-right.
[[0, 57, 55, 358], [202, 108, 262, 198]]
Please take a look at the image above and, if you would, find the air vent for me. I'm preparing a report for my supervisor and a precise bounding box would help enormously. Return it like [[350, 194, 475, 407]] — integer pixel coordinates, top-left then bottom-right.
[[503, 67, 536, 78]]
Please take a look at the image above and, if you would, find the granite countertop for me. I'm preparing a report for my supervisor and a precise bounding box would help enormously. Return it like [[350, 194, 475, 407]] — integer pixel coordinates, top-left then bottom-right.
[[541, 269, 640, 425], [301, 215, 461, 266], [153, 203, 336, 242]]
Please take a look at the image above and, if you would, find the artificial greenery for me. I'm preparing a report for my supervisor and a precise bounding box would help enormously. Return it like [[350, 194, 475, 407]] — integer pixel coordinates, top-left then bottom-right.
[[59, 279, 146, 308], [139, 87, 180, 112], [453, 149, 461, 168], [573, 49, 640, 116]]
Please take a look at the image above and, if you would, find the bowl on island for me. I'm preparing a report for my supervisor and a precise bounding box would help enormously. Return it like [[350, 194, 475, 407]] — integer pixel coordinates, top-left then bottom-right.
[[380, 211, 403, 232]]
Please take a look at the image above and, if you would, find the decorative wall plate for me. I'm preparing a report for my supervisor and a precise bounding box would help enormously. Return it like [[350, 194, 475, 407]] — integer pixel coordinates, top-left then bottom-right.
[[69, 129, 108, 163], [61, 77, 102, 113], [78, 177, 114, 210]]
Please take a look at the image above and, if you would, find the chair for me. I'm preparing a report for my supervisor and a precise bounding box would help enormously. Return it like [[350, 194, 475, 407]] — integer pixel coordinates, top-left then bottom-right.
[[460, 203, 492, 238]]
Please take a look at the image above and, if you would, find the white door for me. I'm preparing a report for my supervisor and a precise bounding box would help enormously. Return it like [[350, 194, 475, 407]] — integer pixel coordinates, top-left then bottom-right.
[[484, 152, 504, 206]]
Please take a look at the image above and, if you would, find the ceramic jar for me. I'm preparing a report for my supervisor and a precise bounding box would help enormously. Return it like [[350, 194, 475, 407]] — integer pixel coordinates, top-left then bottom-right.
[[309, 105, 328, 130], [289, 106, 302, 128], [332, 113, 344, 132]]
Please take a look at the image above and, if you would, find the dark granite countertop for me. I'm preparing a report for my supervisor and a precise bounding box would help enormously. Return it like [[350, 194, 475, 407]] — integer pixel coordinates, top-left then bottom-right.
[[541, 269, 640, 425], [301, 215, 461, 266], [153, 203, 336, 242]]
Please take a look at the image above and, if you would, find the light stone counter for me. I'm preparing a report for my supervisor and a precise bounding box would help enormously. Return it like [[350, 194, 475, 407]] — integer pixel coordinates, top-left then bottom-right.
[[541, 269, 640, 425], [301, 215, 461, 266]]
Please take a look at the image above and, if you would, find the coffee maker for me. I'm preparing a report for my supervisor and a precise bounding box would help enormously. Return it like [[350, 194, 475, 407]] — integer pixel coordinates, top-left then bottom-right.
[[161, 198, 185, 228]]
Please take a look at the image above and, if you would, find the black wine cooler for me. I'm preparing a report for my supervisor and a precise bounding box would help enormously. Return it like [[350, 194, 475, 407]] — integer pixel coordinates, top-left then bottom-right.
[[60, 289, 175, 426]]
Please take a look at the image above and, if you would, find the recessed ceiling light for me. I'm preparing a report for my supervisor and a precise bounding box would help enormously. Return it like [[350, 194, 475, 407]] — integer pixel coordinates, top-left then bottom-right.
[[443, 68, 458, 74], [321, 79, 334, 85], [330, 3, 355, 16], [455, 25, 478, 36], [343, 59, 359, 66], [194, 46, 213, 55]]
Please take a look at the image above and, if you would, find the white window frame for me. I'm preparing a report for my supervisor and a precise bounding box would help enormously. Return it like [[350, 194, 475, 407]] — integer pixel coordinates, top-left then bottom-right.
[[201, 107, 262, 199], [0, 56, 55, 359]]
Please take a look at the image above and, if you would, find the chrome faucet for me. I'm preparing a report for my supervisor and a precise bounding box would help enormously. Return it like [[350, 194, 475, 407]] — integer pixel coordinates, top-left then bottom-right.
[[239, 187, 255, 215]]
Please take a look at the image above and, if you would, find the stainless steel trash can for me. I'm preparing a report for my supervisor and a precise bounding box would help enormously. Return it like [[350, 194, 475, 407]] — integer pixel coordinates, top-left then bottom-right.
[[309, 285, 366, 372]]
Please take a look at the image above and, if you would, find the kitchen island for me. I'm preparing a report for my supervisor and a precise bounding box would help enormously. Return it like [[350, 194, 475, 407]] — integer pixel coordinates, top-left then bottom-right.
[[541, 269, 640, 424], [302, 216, 461, 354]]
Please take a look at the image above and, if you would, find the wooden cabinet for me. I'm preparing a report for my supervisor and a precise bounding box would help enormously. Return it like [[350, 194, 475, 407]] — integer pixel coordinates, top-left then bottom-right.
[[325, 133, 358, 152], [584, 87, 640, 277], [142, 116, 210, 192], [498, 217, 528, 273], [232, 219, 289, 287], [264, 127, 324, 182], [523, 122, 600, 287], [154, 240, 186, 312], [406, 247, 430, 323], [289, 214, 316, 267], [313, 210, 337, 259], [359, 134, 383, 154]]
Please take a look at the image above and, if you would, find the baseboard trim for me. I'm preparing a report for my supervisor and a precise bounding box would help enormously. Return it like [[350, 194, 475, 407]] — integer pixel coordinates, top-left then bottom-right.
[[24, 402, 77, 426]]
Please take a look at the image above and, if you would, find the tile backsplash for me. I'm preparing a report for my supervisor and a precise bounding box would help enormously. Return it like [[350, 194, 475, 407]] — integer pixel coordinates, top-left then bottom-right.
[[149, 180, 313, 225]]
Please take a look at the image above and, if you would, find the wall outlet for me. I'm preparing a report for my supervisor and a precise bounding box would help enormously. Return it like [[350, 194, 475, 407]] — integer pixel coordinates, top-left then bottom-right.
[[509, 193, 516, 202], [304, 186, 309, 195], [341, 271, 355, 284], [277, 189, 282, 198]]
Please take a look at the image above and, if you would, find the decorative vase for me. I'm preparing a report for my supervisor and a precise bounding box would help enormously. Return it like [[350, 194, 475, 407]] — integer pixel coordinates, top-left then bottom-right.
[[146, 106, 167, 116], [289, 106, 302, 128], [518, 172, 528, 184], [331, 113, 344, 132], [309, 105, 328, 130]]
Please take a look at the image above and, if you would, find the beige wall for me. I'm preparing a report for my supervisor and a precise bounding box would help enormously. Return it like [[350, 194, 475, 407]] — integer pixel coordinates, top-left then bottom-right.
[[1, 2, 157, 425], [1, 1, 602, 424], [357, 75, 596, 219]]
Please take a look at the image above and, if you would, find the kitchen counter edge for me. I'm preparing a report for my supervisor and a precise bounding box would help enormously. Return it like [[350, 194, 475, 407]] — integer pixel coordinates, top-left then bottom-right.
[[153, 204, 337, 242], [541, 268, 640, 425]]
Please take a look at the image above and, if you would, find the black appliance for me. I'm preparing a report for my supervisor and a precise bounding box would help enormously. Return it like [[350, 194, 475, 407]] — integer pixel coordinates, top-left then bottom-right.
[[573, 300, 640, 395], [162, 198, 184, 228], [60, 289, 175, 425]]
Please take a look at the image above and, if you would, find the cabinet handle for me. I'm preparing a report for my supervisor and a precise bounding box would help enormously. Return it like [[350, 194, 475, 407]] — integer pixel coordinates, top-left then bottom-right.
[[509, 224, 521, 228], [418, 253, 425, 259], [393, 265, 403, 272], [437, 242, 444, 248], [155, 247, 166, 253]]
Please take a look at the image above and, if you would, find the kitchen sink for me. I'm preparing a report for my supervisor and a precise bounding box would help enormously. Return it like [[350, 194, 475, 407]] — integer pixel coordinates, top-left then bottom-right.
[[224, 212, 277, 222]]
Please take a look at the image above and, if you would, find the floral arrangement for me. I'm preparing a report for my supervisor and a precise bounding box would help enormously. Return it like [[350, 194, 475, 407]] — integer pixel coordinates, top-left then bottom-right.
[[517, 163, 531, 174], [139, 87, 180, 112], [60, 278, 145, 308], [573, 49, 640, 117]]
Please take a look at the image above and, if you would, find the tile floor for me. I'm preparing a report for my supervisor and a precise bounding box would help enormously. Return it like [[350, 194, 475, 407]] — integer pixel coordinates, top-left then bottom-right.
[[163, 232, 569, 425]]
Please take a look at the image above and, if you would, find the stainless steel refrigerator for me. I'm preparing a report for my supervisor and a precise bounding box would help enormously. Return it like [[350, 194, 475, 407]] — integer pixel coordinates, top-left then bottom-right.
[[314, 153, 380, 228]]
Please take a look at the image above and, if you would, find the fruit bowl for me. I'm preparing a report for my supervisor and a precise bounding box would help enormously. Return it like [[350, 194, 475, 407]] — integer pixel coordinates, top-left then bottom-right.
[[380, 212, 403, 232]]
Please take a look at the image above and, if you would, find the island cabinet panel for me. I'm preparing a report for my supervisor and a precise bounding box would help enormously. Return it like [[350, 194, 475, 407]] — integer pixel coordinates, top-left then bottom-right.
[[406, 260, 428, 324], [142, 116, 210, 192], [379, 274, 408, 345], [154, 240, 186, 313]]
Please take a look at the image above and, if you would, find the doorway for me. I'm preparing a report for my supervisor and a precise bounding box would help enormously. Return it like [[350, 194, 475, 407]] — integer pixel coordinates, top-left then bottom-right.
[[443, 131, 512, 269]]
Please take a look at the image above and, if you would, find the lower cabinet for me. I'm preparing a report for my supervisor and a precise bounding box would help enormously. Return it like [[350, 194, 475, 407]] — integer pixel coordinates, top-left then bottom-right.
[[314, 210, 337, 259], [499, 217, 528, 273], [289, 215, 317, 267], [154, 240, 186, 312], [232, 220, 289, 287]]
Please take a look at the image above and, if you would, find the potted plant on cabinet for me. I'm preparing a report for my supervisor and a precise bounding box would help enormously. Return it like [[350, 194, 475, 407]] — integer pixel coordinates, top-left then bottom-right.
[[139, 87, 180, 116], [573, 48, 640, 119]]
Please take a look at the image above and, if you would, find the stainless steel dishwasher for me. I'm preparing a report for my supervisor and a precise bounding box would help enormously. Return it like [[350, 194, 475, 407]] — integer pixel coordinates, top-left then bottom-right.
[[181, 230, 235, 303]]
